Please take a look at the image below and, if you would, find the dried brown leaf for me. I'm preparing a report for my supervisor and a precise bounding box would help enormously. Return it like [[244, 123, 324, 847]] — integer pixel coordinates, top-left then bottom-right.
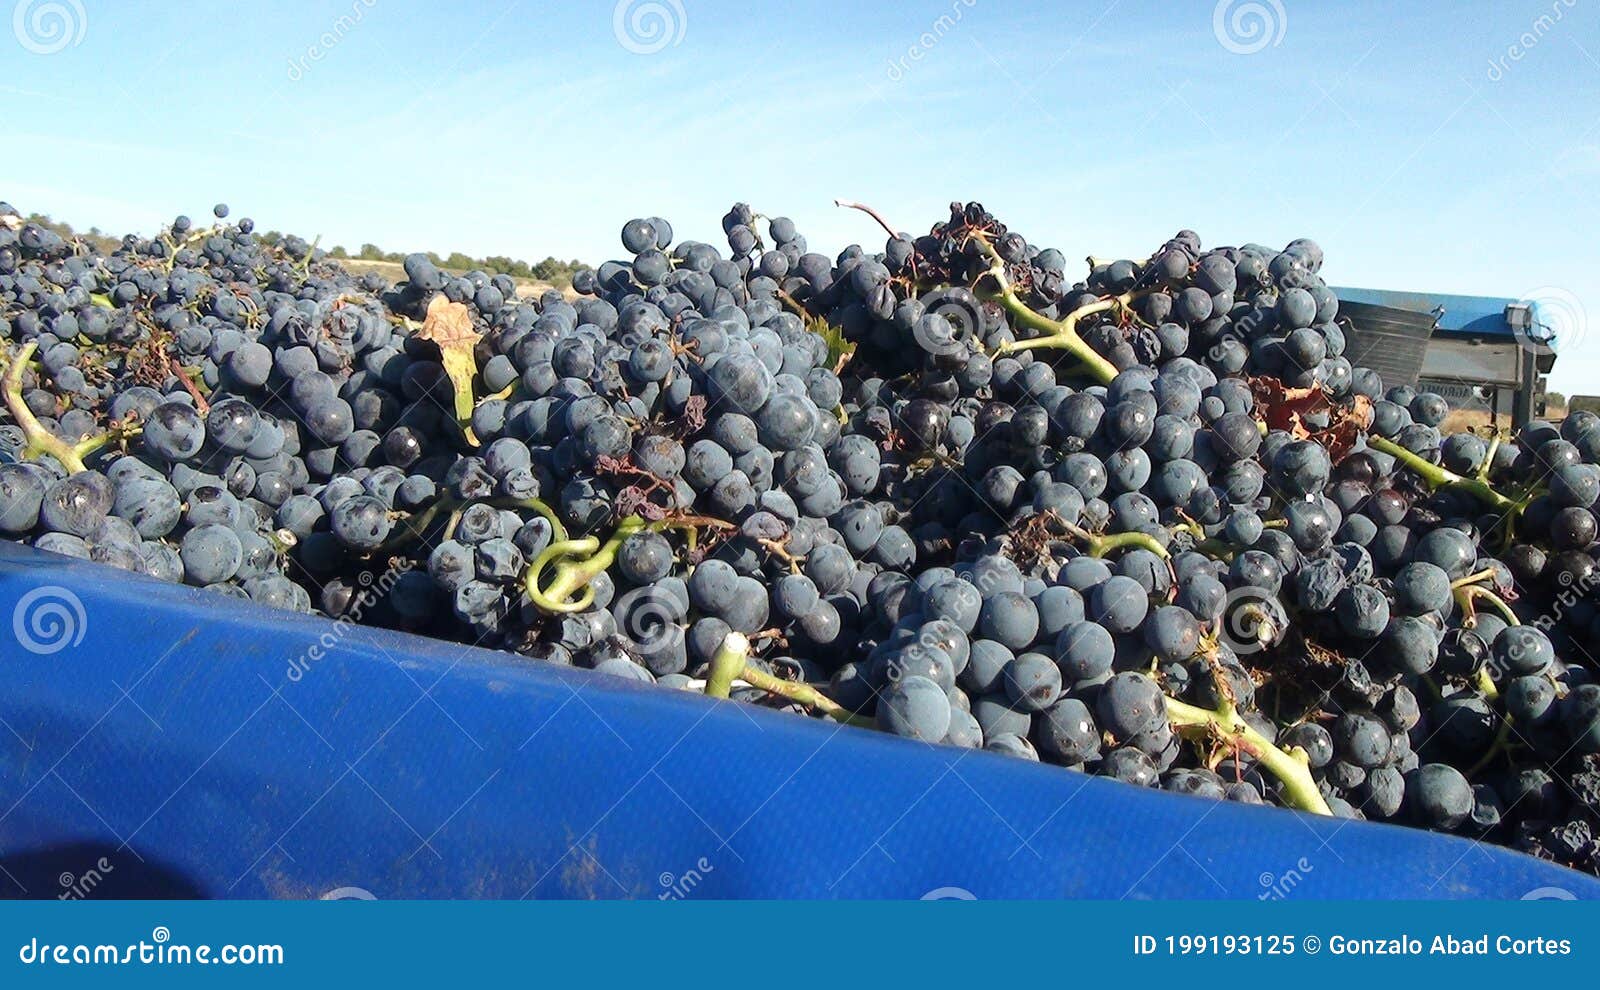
[[1249, 378, 1374, 462], [414, 295, 482, 440], [415, 295, 481, 351]]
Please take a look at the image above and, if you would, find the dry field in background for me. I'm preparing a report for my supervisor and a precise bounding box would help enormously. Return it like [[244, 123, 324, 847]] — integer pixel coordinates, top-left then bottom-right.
[[338, 258, 570, 300], [1442, 405, 1568, 436]]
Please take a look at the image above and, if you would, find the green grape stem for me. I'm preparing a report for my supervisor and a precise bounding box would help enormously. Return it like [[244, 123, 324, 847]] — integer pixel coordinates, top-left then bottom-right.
[[2, 341, 140, 475], [1477, 435, 1500, 482], [1451, 581, 1515, 702], [1193, 538, 1238, 562], [1092, 531, 1170, 559], [526, 516, 646, 613], [968, 235, 1127, 385], [1466, 716, 1516, 780], [1163, 695, 1332, 816], [1460, 584, 1519, 628], [1368, 435, 1517, 513], [1461, 582, 1519, 773], [703, 631, 873, 727], [703, 632, 749, 700], [1451, 567, 1500, 590], [1061, 521, 1170, 560], [512, 511, 735, 615], [380, 495, 566, 555]]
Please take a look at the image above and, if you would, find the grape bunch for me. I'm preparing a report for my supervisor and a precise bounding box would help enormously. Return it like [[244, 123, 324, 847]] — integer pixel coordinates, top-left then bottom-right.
[[2, 195, 1598, 876]]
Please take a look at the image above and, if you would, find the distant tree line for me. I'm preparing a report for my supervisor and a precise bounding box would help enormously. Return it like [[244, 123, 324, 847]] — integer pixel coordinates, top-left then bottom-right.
[[261, 232, 584, 287], [1565, 394, 1600, 415], [20, 214, 122, 255], [20, 213, 584, 288]]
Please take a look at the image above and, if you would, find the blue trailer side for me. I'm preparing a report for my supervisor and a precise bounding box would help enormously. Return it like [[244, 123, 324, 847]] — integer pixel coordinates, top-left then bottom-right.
[[2, 544, 1595, 900]]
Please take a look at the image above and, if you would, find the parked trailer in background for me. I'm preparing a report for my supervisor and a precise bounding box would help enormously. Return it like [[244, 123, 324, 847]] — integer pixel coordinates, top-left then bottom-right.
[[1334, 288, 1559, 428]]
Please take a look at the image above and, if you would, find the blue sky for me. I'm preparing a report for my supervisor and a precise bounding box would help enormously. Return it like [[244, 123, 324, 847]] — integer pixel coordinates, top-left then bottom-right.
[[4, 0, 1598, 392]]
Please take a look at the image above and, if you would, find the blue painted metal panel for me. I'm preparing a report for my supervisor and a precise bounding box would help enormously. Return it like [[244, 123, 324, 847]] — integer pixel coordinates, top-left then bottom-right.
[[1333, 287, 1515, 338], [2, 543, 1596, 900]]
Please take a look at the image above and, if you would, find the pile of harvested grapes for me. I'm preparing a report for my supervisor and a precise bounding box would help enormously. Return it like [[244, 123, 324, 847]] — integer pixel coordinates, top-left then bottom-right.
[[2, 198, 1598, 875]]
